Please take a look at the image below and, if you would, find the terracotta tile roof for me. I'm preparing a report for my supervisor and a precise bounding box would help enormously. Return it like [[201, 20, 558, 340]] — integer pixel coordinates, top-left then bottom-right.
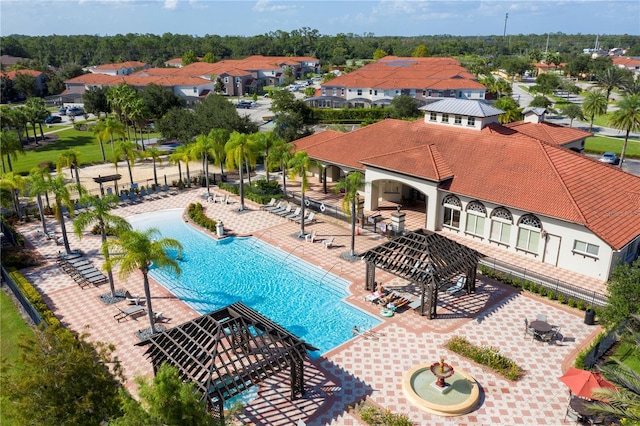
[[65, 73, 211, 87], [92, 61, 148, 70], [613, 57, 640, 67], [294, 119, 640, 249], [505, 121, 592, 145], [2, 69, 44, 79], [133, 68, 182, 76]]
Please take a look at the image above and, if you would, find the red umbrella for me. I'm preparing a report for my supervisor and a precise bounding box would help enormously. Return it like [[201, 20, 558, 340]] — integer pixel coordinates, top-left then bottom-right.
[[559, 367, 617, 400]]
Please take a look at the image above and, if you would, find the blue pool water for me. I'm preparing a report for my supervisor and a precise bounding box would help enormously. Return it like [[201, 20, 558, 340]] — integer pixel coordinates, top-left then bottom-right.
[[128, 209, 379, 358]]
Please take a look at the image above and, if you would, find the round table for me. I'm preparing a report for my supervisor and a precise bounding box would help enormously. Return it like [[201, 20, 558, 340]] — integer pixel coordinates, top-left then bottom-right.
[[569, 396, 593, 417], [529, 320, 552, 333]]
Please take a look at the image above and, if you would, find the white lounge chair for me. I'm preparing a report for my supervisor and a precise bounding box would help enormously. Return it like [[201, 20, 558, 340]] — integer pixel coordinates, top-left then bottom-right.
[[125, 291, 141, 305], [322, 237, 334, 249], [284, 207, 301, 220], [301, 212, 316, 225], [260, 198, 276, 210], [264, 201, 283, 212], [446, 276, 467, 294], [305, 230, 317, 243]]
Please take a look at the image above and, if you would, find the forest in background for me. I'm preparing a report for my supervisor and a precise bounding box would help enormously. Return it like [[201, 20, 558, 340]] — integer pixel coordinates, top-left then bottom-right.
[[1, 30, 639, 70]]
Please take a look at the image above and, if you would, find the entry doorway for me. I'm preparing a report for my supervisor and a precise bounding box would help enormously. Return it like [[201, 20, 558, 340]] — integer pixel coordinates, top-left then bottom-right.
[[543, 234, 561, 266]]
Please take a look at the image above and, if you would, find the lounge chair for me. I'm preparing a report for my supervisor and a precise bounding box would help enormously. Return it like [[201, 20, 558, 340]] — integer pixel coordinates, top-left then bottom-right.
[[260, 198, 276, 210], [125, 291, 141, 305], [162, 184, 178, 196], [263, 201, 283, 212], [291, 210, 308, 222], [446, 276, 467, 294], [275, 204, 292, 216], [284, 207, 301, 220], [114, 305, 146, 322], [153, 312, 167, 323], [301, 212, 316, 225], [365, 290, 386, 303], [270, 202, 289, 215], [408, 299, 422, 310], [322, 237, 334, 249], [304, 230, 317, 243], [154, 186, 168, 197], [119, 193, 131, 206]]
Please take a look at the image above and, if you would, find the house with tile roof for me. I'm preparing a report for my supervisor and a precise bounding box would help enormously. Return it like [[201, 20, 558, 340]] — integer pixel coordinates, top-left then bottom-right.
[[1, 68, 46, 96], [293, 99, 640, 281], [612, 57, 640, 76], [306, 56, 486, 109], [89, 61, 150, 76]]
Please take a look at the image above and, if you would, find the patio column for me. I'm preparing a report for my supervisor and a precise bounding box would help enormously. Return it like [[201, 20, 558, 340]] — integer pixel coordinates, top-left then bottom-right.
[[364, 179, 379, 211], [322, 166, 327, 194], [365, 261, 376, 291]]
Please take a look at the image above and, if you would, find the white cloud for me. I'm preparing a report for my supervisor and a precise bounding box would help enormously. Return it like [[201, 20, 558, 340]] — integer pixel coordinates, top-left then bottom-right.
[[164, 0, 178, 9], [252, 0, 296, 13]]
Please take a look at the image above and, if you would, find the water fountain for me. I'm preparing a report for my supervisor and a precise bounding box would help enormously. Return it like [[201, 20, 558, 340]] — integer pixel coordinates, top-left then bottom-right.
[[402, 357, 480, 417]]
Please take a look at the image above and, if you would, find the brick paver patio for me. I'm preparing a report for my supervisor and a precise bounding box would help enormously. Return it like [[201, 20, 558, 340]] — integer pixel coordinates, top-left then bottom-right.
[[17, 185, 602, 425]]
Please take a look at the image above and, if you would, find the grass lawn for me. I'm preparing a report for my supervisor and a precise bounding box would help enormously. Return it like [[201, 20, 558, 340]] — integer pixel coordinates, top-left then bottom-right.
[[0, 290, 34, 426], [9, 127, 163, 175], [611, 340, 640, 372], [584, 135, 640, 159]]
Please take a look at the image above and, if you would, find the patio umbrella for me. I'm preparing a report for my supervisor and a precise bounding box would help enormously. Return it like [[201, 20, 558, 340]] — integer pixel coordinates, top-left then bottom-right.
[[559, 367, 617, 400]]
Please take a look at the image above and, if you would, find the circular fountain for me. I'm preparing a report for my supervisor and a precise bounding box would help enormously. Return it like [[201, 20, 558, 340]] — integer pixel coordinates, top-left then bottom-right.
[[402, 358, 480, 417]]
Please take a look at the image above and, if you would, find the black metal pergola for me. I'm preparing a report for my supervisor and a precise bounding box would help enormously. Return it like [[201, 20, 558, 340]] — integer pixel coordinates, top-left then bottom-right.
[[136, 302, 316, 420], [93, 174, 122, 197], [362, 230, 483, 319]]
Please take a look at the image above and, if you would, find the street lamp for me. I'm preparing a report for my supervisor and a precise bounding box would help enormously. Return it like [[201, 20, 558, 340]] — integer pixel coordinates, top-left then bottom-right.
[[237, 81, 241, 103]]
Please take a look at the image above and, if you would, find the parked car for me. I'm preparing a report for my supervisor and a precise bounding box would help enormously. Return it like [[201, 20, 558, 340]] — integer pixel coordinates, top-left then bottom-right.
[[67, 107, 84, 116], [45, 115, 62, 124], [599, 152, 620, 165], [236, 100, 254, 109], [58, 106, 67, 115]]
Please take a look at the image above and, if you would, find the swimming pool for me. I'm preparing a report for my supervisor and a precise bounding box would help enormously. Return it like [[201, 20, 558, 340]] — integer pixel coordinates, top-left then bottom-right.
[[128, 209, 379, 358]]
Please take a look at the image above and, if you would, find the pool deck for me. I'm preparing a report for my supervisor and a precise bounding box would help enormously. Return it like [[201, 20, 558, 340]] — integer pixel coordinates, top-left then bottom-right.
[[18, 185, 603, 425]]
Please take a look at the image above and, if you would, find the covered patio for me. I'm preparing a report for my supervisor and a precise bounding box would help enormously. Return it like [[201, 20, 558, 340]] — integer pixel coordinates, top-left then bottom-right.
[[362, 230, 483, 319]]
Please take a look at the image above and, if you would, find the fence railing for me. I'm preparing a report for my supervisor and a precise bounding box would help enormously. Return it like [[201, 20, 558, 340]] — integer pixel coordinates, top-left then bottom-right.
[[480, 256, 607, 308], [1, 266, 43, 326]]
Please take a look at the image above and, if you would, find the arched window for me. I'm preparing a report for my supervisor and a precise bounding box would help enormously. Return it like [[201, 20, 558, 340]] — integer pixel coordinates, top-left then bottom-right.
[[465, 201, 486, 236], [490, 207, 513, 245], [442, 195, 461, 229], [517, 214, 542, 254]]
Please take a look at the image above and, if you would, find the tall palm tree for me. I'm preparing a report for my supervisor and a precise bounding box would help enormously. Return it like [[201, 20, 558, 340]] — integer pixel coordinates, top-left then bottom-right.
[[48, 174, 80, 254], [73, 194, 131, 297], [0, 172, 26, 221], [25, 97, 49, 142], [225, 132, 256, 211], [0, 129, 24, 173], [56, 149, 82, 195], [144, 146, 163, 187], [91, 120, 108, 162], [608, 94, 640, 167], [598, 67, 628, 111], [168, 149, 184, 184], [27, 166, 51, 235], [582, 89, 609, 132], [287, 150, 312, 238], [103, 228, 182, 334], [209, 128, 229, 183], [494, 97, 522, 124], [193, 133, 215, 194], [172, 145, 193, 187], [114, 141, 141, 187], [334, 172, 363, 257], [268, 139, 294, 196], [252, 131, 279, 182], [102, 117, 125, 158]]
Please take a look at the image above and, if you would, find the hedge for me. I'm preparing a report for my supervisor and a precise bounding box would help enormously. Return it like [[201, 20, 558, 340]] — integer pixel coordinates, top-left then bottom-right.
[[446, 336, 524, 381], [7, 268, 61, 328], [310, 107, 390, 123], [187, 203, 217, 232], [219, 178, 282, 205]]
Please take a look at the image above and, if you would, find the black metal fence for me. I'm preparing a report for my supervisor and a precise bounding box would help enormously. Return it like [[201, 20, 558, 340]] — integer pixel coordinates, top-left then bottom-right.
[[480, 256, 607, 308], [583, 326, 619, 369], [1, 266, 43, 326]]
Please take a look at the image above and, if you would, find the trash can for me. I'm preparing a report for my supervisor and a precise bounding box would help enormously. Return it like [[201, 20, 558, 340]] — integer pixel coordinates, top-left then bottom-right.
[[216, 222, 224, 237], [584, 308, 596, 325]]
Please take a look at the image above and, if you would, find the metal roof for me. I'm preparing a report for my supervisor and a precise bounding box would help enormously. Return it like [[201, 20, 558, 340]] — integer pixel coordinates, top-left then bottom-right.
[[419, 99, 504, 117]]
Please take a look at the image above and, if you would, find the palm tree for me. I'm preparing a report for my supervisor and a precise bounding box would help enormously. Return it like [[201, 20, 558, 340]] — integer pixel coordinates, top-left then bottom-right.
[[48, 174, 79, 254], [25, 97, 49, 142], [168, 149, 184, 184], [253, 131, 279, 182], [598, 67, 628, 111], [494, 97, 522, 124], [102, 117, 125, 158], [144, 146, 163, 187], [73, 194, 131, 297], [103, 228, 182, 334], [582, 89, 608, 132], [0, 172, 26, 221], [27, 166, 51, 234], [172, 145, 193, 187], [91, 120, 108, 162], [608, 94, 640, 167], [193, 133, 215, 194], [56, 149, 82, 195], [0, 129, 24, 173], [209, 128, 229, 183], [559, 103, 584, 128], [268, 139, 294, 196], [621, 75, 640, 96], [225, 132, 256, 211], [334, 171, 363, 257], [114, 141, 141, 187], [287, 150, 312, 238]]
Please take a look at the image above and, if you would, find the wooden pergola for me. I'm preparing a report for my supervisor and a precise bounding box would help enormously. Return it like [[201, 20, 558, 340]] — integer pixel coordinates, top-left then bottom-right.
[[362, 230, 483, 319], [93, 174, 121, 197], [136, 302, 315, 420]]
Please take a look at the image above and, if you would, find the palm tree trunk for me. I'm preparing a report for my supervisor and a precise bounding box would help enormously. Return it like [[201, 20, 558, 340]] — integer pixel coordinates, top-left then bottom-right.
[[100, 224, 116, 297], [98, 139, 106, 162], [142, 273, 156, 334], [246, 162, 252, 186], [152, 159, 158, 186], [265, 149, 270, 182], [73, 163, 81, 194], [204, 154, 210, 194], [32, 124, 38, 143], [239, 161, 245, 211], [13, 189, 22, 222], [186, 163, 191, 187], [619, 130, 630, 168], [6, 154, 12, 172], [126, 160, 134, 186], [36, 195, 48, 234], [350, 197, 356, 256], [177, 162, 182, 182], [57, 203, 71, 254], [38, 123, 44, 141], [299, 191, 305, 237]]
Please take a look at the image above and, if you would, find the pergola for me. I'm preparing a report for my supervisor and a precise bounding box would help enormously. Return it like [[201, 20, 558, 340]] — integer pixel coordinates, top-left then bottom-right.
[[93, 174, 121, 197], [137, 302, 315, 420], [362, 230, 483, 319]]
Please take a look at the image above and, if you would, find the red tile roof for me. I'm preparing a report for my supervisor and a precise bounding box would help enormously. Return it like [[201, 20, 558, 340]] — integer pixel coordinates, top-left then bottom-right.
[[505, 121, 591, 145], [92, 61, 148, 70], [613, 57, 640, 68], [294, 119, 640, 249], [2, 69, 44, 79]]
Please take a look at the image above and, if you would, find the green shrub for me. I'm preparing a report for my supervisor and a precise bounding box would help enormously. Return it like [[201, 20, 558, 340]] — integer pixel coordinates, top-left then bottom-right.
[[522, 280, 531, 291], [530, 283, 538, 294], [480, 265, 489, 276], [557, 294, 565, 304], [568, 298, 576, 308], [7, 268, 61, 328], [512, 278, 521, 288], [354, 401, 413, 426], [574, 332, 606, 370], [577, 300, 585, 311], [547, 290, 555, 300], [538, 286, 547, 296], [186, 203, 217, 232], [495, 272, 503, 281], [446, 336, 523, 381]]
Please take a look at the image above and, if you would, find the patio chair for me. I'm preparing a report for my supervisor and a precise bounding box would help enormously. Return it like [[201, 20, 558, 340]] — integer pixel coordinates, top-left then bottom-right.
[[322, 237, 335, 249], [446, 276, 466, 294], [260, 198, 276, 210], [300, 212, 316, 225], [162, 184, 178, 196], [524, 318, 536, 339], [305, 230, 317, 243], [408, 299, 422, 310], [537, 314, 547, 322], [284, 207, 301, 220], [263, 201, 283, 212], [114, 305, 146, 322], [153, 312, 166, 323], [275, 204, 292, 217], [154, 186, 168, 197], [125, 291, 141, 305]]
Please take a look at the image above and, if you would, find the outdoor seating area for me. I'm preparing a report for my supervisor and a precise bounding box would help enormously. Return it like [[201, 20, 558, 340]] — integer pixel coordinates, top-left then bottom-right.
[[560, 368, 618, 425], [525, 316, 562, 343], [56, 252, 107, 288]]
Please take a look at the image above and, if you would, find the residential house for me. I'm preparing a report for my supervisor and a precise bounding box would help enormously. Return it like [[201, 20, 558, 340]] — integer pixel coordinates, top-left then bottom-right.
[[1, 68, 46, 97], [307, 56, 486, 109], [612, 57, 640, 77], [89, 61, 149, 76], [293, 98, 639, 282]]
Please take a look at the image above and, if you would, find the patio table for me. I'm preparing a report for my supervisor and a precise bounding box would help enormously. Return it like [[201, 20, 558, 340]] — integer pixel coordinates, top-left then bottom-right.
[[529, 320, 552, 333]]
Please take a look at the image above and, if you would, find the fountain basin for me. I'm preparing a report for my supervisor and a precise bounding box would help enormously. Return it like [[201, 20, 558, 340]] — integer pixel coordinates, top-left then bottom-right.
[[402, 363, 480, 417]]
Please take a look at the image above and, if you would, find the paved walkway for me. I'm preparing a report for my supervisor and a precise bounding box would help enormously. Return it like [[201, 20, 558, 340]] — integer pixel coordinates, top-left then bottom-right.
[[18, 186, 603, 425]]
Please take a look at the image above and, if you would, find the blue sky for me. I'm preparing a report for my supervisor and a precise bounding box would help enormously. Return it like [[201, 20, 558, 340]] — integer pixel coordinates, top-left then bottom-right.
[[1, 0, 638, 37]]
